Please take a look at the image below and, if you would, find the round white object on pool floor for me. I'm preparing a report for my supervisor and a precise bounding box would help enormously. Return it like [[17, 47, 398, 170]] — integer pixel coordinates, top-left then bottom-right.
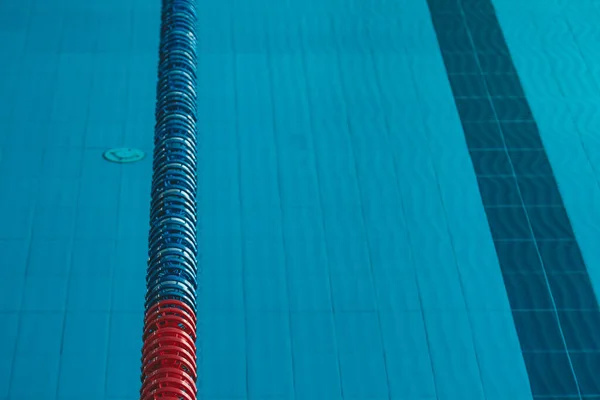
[[103, 148, 145, 164]]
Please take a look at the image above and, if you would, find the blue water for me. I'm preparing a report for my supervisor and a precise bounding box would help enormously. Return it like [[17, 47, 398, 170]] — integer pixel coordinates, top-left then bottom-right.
[[1, 0, 600, 399]]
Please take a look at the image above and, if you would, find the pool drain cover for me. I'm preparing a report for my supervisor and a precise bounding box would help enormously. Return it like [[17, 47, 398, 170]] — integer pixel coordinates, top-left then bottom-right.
[[103, 148, 145, 164]]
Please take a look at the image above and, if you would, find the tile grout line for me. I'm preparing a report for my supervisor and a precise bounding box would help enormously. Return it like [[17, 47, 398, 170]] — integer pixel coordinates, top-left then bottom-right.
[[265, 39, 297, 400], [365, 22, 441, 400], [230, 14, 250, 400], [405, 29, 490, 400], [298, 22, 346, 399], [330, 15, 393, 400]]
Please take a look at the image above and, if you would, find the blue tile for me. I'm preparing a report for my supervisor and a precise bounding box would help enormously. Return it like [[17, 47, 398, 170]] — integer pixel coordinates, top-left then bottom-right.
[[288, 275, 332, 312], [294, 352, 342, 399], [502, 272, 553, 310], [429, 9, 463, 28], [0, 355, 11, 398], [517, 175, 564, 206], [60, 12, 95, 53], [501, 121, 544, 149], [245, 276, 289, 311], [246, 313, 294, 398], [570, 352, 600, 396], [105, 355, 140, 398], [84, 122, 125, 149], [469, 150, 512, 175], [326, 232, 372, 276], [202, 312, 245, 356], [527, 206, 575, 240], [448, 72, 488, 98], [436, 30, 474, 53], [538, 240, 587, 273], [441, 52, 480, 74], [509, 150, 554, 176], [201, 275, 244, 312], [60, 313, 109, 357], [338, 351, 389, 398], [58, 353, 106, 396], [0, 205, 32, 239], [25, 12, 63, 53], [512, 311, 565, 352], [380, 312, 437, 398], [242, 237, 286, 278], [88, 61, 129, 123], [53, 52, 93, 88], [0, 176, 38, 209], [0, 277, 24, 312], [469, 311, 533, 398], [477, 175, 522, 205], [107, 313, 142, 358], [67, 277, 111, 312], [21, 276, 68, 311], [32, 206, 76, 239], [335, 312, 383, 354], [0, 147, 44, 178], [462, 121, 505, 149], [201, 348, 247, 398], [27, 239, 71, 277], [558, 310, 600, 351], [522, 352, 579, 397], [291, 312, 337, 354], [485, 73, 526, 97], [0, 239, 28, 276], [423, 310, 485, 398], [117, 205, 149, 240], [70, 239, 115, 278], [331, 273, 377, 312], [472, 28, 511, 54], [94, 12, 132, 54], [416, 260, 467, 310], [75, 207, 119, 239], [0, 313, 18, 356], [12, 73, 57, 123], [37, 178, 80, 207], [16, 312, 63, 356], [9, 355, 60, 397], [373, 267, 422, 311], [485, 206, 532, 240], [41, 149, 83, 179], [455, 98, 496, 121], [548, 273, 599, 310], [464, 10, 503, 33]]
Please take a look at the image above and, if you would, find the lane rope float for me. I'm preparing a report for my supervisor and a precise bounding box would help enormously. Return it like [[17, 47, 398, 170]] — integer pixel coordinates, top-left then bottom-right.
[[140, 0, 199, 399]]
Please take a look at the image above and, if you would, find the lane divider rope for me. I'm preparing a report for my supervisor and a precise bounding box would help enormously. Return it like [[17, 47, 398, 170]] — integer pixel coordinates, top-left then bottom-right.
[[140, 0, 199, 399]]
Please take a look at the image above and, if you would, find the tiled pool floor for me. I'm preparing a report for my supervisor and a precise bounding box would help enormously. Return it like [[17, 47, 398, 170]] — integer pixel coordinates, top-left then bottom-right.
[[1, 0, 600, 399]]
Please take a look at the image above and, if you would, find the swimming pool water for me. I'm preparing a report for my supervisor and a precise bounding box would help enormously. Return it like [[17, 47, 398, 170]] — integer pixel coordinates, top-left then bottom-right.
[[0, 0, 599, 399]]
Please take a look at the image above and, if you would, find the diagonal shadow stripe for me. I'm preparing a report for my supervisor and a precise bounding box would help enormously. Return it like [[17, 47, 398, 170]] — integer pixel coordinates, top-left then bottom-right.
[[425, 0, 600, 397]]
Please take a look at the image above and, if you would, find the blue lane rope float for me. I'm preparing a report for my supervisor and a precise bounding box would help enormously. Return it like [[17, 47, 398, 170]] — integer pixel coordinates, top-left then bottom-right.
[[140, 0, 199, 399]]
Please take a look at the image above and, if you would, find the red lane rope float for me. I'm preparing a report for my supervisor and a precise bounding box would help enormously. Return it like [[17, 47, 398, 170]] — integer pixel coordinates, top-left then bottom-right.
[[142, 328, 196, 352], [141, 299, 197, 400], [142, 333, 196, 357], [145, 300, 195, 322], [143, 313, 196, 341], [142, 353, 196, 381], [143, 387, 194, 400], [144, 305, 196, 327], [143, 343, 196, 367], [141, 367, 196, 399]]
